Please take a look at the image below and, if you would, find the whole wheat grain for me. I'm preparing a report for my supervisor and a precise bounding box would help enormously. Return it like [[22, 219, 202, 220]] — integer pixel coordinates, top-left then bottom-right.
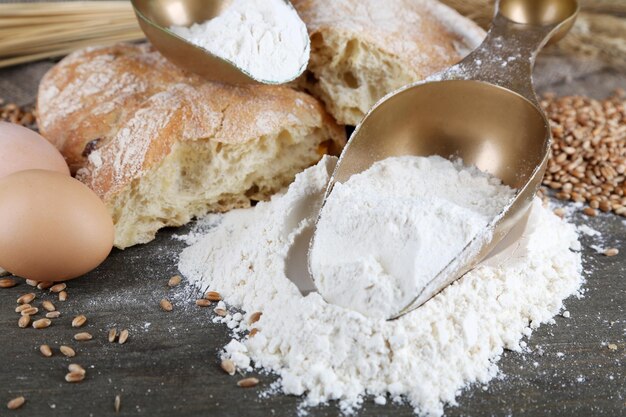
[[542, 92, 625, 217]]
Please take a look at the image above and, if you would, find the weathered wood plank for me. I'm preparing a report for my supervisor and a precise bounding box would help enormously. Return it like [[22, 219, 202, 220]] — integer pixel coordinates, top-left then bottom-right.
[[0, 59, 624, 417]]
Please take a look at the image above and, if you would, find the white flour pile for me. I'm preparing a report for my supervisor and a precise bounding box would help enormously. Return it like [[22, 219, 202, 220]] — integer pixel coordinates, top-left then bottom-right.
[[170, 0, 309, 82], [179, 156, 583, 416], [310, 156, 515, 319]]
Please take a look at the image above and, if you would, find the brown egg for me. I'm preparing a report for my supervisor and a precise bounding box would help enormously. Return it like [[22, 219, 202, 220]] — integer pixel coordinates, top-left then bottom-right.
[[0, 122, 69, 178], [0, 170, 114, 281]]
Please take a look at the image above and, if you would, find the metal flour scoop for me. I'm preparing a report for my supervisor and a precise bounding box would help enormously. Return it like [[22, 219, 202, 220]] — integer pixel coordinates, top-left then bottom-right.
[[130, 0, 309, 84], [308, 0, 579, 320]]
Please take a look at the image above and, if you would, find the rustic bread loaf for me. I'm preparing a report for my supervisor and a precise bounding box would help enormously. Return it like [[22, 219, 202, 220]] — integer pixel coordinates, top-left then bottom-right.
[[37, 43, 346, 249], [292, 0, 486, 125]]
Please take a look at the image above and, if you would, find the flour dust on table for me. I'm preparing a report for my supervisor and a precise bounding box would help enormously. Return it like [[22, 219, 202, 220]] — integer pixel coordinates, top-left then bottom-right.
[[178, 156, 584, 416]]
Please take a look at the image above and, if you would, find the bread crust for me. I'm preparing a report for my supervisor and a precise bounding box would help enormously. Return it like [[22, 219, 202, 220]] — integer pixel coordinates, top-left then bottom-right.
[[37, 43, 346, 248]]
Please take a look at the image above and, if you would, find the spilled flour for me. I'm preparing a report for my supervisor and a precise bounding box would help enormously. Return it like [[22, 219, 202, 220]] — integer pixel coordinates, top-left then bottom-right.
[[178, 156, 583, 416], [310, 156, 515, 319]]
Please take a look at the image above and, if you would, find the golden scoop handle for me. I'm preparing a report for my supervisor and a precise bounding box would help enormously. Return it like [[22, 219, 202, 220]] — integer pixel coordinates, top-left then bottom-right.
[[433, 0, 579, 106]]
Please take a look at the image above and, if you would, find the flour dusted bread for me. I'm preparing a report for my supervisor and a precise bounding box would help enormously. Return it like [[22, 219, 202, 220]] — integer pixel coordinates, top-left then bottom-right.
[[292, 0, 486, 125], [37, 43, 345, 249]]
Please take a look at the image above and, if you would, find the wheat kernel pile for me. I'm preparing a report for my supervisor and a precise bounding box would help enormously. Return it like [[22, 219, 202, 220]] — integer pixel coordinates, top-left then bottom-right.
[[541, 91, 626, 216], [0, 98, 35, 127]]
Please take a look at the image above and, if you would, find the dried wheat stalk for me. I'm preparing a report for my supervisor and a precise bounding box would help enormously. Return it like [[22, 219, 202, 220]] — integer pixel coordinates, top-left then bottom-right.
[[0, 2, 144, 68]]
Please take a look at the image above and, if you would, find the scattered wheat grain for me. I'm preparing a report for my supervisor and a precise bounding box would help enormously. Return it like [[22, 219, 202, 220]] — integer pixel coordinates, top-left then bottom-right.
[[40, 344, 52, 357], [248, 312, 262, 325], [74, 332, 92, 341], [221, 359, 236, 376], [59, 345, 75, 357], [68, 364, 85, 375], [17, 293, 35, 304], [237, 377, 259, 388], [32, 318, 51, 329], [204, 291, 222, 301], [37, 281, 53, 290], [42, 300, 55, 312], [168, 275, 182, 287], [15, 304, 31, 313], [72, 315, 87, 328], [159, 299, 173, 312], [0, 278, 17, 288], [6, 396, 25, 410], [118, 329, 129, 345], [50, 283, 66, 293], [65, 372, 85, 383], [20, 307, 38, 316], [18, 315, 30, 328], [108, 328, 117, 343], [195, 299, 211, 307]]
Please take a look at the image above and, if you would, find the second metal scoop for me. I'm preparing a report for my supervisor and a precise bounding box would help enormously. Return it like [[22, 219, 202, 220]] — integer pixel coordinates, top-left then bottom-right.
[[130, 0, 309, 85], [309, 0, 579, 320]]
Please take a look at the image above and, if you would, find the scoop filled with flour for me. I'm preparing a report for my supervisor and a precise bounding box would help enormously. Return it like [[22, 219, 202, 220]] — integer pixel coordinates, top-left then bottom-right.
[[178, 156, 583, 416], [169, 0, 310, 83], [310, 155, 515, 318]]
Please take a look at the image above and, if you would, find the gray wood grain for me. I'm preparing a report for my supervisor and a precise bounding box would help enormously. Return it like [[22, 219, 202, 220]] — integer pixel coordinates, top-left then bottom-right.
[[0, 58, 624, 417]]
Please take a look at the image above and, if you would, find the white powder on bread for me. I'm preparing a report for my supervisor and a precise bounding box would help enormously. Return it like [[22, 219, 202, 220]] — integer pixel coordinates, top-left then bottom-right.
[[310, 156, 515, 318], [179, 156, 583, 416], [170, 0, 310, 83]]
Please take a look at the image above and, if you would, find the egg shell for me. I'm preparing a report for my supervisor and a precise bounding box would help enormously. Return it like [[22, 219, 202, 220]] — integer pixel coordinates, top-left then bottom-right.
[[0, 170, 114, 281], [0, 122, 69, 178]]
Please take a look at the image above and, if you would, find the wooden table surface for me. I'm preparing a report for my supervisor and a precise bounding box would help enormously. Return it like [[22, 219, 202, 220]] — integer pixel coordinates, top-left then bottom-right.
[[0, 57, 624, 417]]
